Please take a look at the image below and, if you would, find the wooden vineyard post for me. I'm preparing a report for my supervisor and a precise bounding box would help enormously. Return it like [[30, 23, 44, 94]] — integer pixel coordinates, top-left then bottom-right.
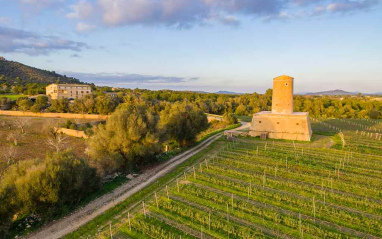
[[128, 212, 131, 231], [205, 159, 208, 169], [166, 185, 169, 200], [177, 179, 180, 193], [285, 157, 288, 170], [247, 187, 250, 199], [299, 213, 302, 238], [143, 201, 146, 218], [155, 192, 159, 208], [110, 223, 113, 239], [209, 211, 211, 230], [226, 203, 229, 222], [312, 197, 316, 220], [200, 163, 203, 173], [275, 165, 278, 177], [184, 172, 187, 180], [193, 166, 196, 179], [324, 191, 326, 205], [250, 180, 252, 195], [256, 145, 259, 156], [231, 193, 234, 209], [263, 171, 266, 190], [200, 225, 203, 239], [265, 142, 267, 151]]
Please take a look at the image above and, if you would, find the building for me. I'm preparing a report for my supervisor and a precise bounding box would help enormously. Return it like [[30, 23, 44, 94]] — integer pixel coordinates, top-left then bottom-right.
[[249, 75, 312, 141], [104, 92, 118, 98], [46, 84, 92, 100]]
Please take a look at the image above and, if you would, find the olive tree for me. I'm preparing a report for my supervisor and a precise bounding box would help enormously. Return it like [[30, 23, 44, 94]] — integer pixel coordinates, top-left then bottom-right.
[[87, 104, 162, 175]]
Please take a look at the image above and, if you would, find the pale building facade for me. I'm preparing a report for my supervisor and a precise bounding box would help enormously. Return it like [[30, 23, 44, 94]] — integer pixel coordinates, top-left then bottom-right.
[[249, 75, 312, 141], [46, 84, 92, 100]]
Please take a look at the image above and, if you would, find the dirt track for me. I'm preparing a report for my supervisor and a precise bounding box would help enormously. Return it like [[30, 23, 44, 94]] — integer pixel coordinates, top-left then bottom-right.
[[25, 123, 249, 239]]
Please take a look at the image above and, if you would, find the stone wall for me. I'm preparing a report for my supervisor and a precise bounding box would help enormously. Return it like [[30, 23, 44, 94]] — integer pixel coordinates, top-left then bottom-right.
[[57, 128, 88, 139], [0, 110, 108, 120]]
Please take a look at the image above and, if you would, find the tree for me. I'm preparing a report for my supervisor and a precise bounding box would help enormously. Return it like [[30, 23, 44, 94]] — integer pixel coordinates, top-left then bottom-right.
[[223, 112, 238, 125], [31, 95, 49, 112], [0, 97, 14, 110], [49, 98, 69, 113], [6, 132, 22, 146], [95, 95, 116, 115], [15, 117, 31, 134], [47, 133, 68, 153], [16, 97, 33, 111], [235, 104, 248, 115], [160, 102, 209, 147], [369, 108, 380, 119], [0, 151, 100, 236], [87, 104, 162, 175], [2, 146, 17, 165]]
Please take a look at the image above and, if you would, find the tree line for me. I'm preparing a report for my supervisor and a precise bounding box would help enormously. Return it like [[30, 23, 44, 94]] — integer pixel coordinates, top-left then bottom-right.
[[1, 87, 381, 119]]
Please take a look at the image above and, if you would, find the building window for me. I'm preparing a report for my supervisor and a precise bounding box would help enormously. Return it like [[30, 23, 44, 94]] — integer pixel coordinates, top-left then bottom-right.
[[296, 123, 299, 125], [277, 122, 280, 124], [259, 121, 262, 123], [285, 83, 288, 86]]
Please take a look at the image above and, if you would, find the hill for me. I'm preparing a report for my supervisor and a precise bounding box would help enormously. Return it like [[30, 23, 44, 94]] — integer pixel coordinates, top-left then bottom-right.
[[0, 57, 82, 85], [215, 90, 243, 95], [305, 89, 357, 96]]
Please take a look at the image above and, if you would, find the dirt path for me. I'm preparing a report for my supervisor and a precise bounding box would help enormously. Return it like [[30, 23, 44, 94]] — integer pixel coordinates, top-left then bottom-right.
[[25, 123, 248, 239]]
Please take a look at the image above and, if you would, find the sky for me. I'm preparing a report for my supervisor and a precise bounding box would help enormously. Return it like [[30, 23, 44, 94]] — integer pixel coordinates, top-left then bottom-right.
[[0, 0, 381, 93]]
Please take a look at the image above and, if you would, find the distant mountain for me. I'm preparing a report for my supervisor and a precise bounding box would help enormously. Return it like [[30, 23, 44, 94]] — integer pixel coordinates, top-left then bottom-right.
[[305, 89, 358, 96], [366, 92, 382, 96], [0, 57, 82, 85], [215, 91, 243, 95]]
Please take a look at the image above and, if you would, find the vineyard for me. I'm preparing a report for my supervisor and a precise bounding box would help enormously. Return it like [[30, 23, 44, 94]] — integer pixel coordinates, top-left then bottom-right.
[[88, 119, 382, 239]]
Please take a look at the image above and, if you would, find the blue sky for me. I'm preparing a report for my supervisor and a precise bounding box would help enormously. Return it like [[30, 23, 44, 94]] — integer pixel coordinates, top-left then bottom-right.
[[0, 0, 381, 93]]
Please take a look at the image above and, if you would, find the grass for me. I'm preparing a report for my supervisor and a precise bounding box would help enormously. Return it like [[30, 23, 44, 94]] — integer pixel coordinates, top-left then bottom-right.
[[235, 114, 253, 122], [0, 94, 25, 100]]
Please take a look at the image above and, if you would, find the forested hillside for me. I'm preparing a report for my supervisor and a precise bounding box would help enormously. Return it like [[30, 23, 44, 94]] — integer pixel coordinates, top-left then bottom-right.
[[0, 57, 81, 85]]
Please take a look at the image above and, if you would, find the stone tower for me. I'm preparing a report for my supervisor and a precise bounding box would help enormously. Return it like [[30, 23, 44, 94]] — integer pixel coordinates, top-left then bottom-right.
[[249, 75, 312, 141], [272, 75, 294, 115]]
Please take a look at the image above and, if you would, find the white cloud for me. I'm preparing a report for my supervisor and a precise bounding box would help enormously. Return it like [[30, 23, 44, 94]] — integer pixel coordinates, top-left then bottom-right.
[[326, 0, 378, 13], [0, 26, 90, 55], [76, 22, 97, 33], [67, 0, 284, 28], [66, 0, 94, 19], [12, 0, 67, 11], [62, 71, 199, 86], [0, 17, 10, 25]]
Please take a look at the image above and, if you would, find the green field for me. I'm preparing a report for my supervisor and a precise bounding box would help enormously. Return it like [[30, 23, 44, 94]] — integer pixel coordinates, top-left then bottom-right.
[[235, 115, 253, 122], [0, 94, 25, 100], [71, 119, 382, 239]]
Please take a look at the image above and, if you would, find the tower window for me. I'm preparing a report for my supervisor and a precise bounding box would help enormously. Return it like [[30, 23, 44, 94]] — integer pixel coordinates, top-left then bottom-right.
[[296, 123, 299, 125], [285, 83, 288, 86], [277, 122, 280, 124], [259, 121, 262, 123]]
